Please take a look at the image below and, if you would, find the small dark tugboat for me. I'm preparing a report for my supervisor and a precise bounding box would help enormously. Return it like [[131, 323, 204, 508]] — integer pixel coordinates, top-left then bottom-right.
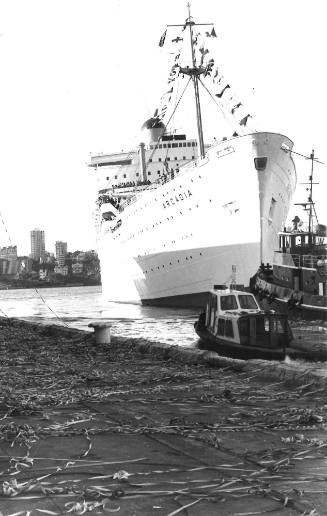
[[195, 287, 294, 360], [251, 149, 326, 321]]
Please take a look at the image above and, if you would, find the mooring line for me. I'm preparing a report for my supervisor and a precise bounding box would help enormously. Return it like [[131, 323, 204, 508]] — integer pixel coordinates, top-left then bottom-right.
[[0, 305, 9, 318], [34, 289, 69, 328]]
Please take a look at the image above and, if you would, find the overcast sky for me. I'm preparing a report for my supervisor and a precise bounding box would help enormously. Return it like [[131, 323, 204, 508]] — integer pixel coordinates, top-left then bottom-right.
[[0, 0, 326, 256]]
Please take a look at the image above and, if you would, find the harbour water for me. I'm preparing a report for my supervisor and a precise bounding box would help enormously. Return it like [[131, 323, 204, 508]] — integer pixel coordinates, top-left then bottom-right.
[[0, 285, 326, 349], [0, 285, 198, 347]]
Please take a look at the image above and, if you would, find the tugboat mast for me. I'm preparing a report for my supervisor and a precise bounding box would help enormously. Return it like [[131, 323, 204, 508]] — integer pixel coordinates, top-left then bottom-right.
[[293, 148, 322, 246]]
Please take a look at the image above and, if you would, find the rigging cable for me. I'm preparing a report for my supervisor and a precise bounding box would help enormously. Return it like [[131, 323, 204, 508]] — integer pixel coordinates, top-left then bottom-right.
[[0, 212, 12, 244]]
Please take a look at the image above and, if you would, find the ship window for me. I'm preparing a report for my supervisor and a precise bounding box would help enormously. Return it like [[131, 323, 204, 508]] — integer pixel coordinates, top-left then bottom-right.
[[136, 173, 139, 177], [157, 171, 161, 175], [179, 143, 183, 147], [183, 156, 186, 160], [221, 295, 238, 310], [159, 158, 162, 162], [192, 156, 195, 159], [114, 175, 118, 179], [172, 143, 178, 148], [167, 157, 170, 161], [225, 320, 234, 338], [238, 295, 259, 309], [175, 157, 178, 160], [183, 142, 186, 147], [187, 142, 191, 147], [123, 174, 127, 178], [254, 157, 267, 171], [191, 142, 195, 147], [148, 171, 151, 175], [217, 318, 225, 336], [106, 176, 109, 180], [163, 144, 167, 148], [168, 144, 171, 148], [149, 158, 152, 162], [159, 144, 162, 149]]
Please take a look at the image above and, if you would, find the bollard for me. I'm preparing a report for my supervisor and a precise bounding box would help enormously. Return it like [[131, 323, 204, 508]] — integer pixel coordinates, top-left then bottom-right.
[[88, 321, 112, 344]]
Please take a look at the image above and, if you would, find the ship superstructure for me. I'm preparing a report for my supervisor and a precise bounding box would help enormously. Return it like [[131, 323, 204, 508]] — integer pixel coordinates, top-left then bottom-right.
[[90, 9, 297, 307]]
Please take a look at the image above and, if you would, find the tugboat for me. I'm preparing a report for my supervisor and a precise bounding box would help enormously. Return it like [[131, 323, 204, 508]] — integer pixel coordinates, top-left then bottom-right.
[[194, 287, 294, 360], [251, 149, 327, 321]]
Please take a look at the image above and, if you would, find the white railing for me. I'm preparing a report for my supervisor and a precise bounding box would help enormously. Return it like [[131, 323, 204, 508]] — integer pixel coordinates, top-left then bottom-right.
[[117, 158, 202, 211], [291, 254, 325, 268]]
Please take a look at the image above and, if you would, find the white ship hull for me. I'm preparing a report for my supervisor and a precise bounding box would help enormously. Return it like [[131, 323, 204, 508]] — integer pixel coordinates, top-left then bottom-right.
[[97, 132, 296, 307]]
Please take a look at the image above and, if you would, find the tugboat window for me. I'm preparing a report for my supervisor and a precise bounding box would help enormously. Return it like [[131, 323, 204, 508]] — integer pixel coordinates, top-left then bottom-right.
[[221, 295, 238, 310], [238, 295, 259, 309], [217, 318, 225, 335], [225, 320, 234, 338], [254, 157, 267, 171]]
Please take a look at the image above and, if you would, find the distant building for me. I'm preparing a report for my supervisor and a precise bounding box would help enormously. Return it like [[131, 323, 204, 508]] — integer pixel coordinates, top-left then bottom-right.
[[0, 246, 17, 260], [30, 229, 45, 261], [55, 241, 67, 267], [54, 265, 68, 276], [72, 262, 83, 275], [0, 246, 18, 276], [0, 258, 18, 275], [39, 269, 48, 280]]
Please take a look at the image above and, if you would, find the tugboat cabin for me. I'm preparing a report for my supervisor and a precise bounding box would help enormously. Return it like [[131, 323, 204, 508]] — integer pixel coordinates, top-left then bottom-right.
[[197, 288, 292, 359], [272, 226, 327, 297]]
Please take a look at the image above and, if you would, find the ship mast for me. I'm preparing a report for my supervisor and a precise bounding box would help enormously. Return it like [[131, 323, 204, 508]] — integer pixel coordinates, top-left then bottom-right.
[[186, 3, 205, 158], [167, 4, 214, 159]]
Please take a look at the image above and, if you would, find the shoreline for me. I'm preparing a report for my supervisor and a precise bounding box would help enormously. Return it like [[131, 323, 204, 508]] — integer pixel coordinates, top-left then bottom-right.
[[0, 281, 101, 290], [3, 315, 327, 387]]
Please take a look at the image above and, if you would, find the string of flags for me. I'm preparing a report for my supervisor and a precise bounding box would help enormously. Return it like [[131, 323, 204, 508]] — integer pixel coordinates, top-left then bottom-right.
[[156, 24, 253, 130]]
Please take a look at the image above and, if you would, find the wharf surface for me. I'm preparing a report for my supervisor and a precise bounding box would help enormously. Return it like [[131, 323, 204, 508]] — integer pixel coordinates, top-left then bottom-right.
[[1, 318, 327, 515]]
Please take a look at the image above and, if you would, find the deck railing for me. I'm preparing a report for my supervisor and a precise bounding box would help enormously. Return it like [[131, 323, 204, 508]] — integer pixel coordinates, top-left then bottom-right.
[[290, 254, 325, 268], [117, 158, 201, 212]]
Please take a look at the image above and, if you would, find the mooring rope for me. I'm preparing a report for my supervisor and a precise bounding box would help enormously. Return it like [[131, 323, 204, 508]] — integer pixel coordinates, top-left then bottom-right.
[[34, 289, 69, 327]]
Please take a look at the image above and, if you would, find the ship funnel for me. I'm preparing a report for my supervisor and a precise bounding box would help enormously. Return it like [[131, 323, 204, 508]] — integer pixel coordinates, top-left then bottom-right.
[[141, 117, 166, 144]]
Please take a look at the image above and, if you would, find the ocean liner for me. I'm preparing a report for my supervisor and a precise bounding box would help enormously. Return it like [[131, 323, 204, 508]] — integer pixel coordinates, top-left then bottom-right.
[[90, 9, 297, 307]]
